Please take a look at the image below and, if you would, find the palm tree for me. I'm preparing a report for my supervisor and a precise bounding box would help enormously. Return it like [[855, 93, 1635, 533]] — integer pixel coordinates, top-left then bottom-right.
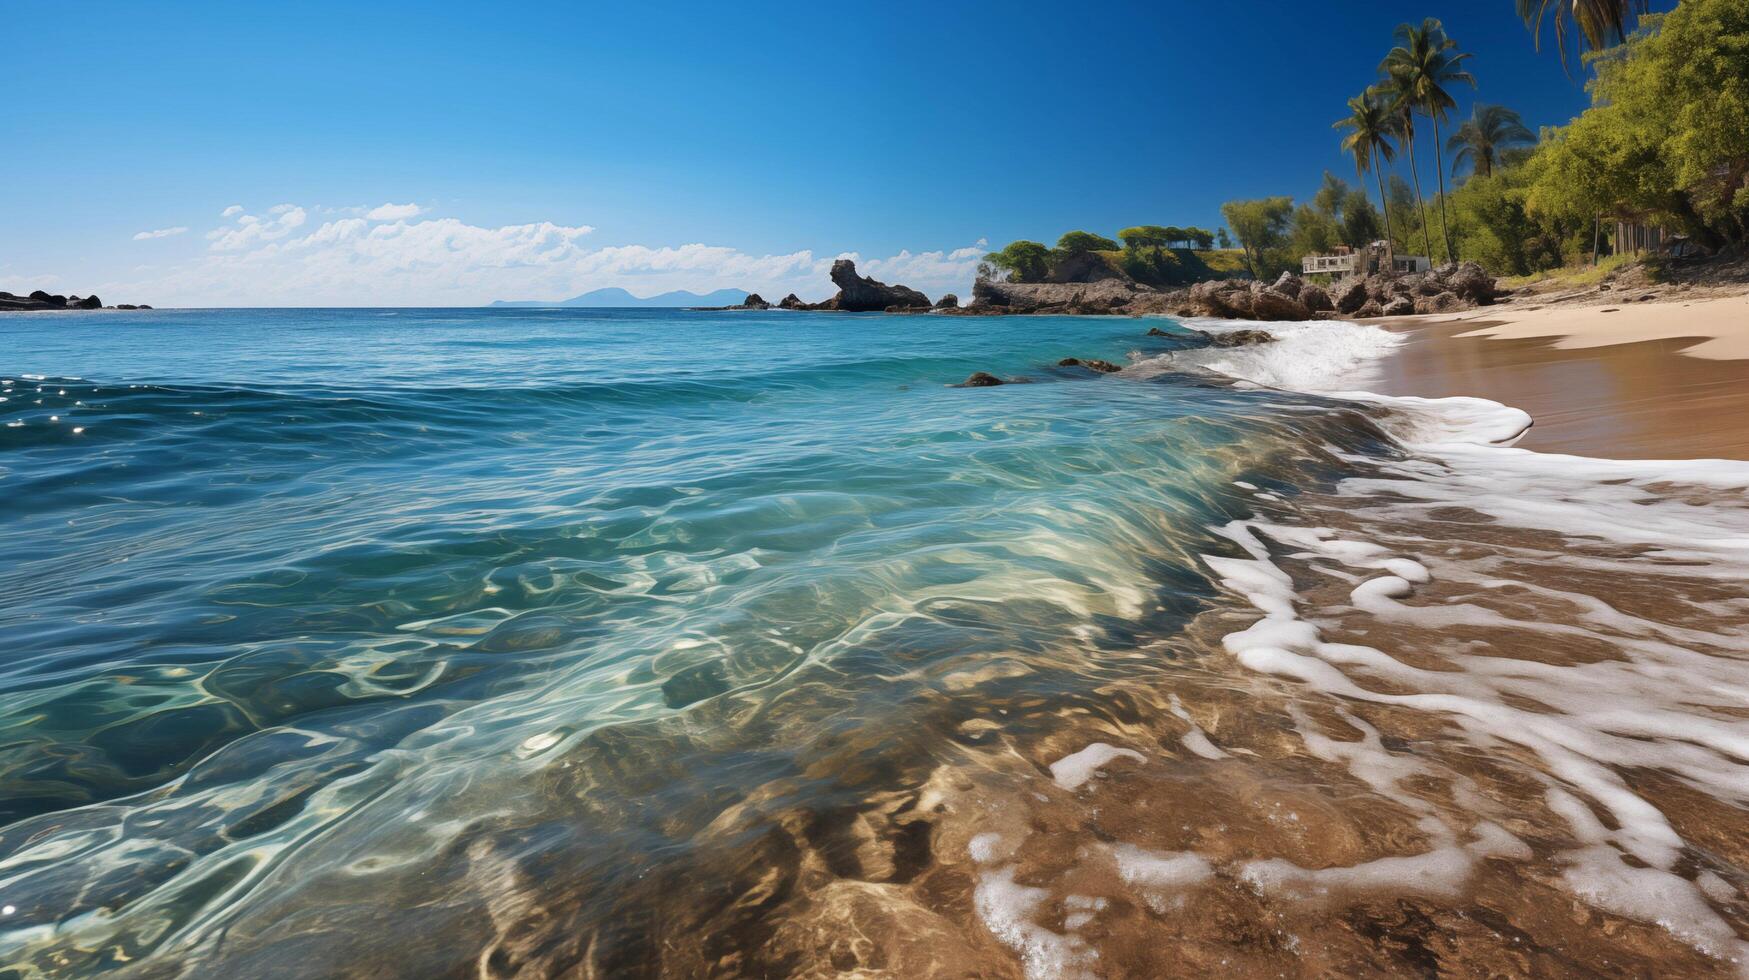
[[1335, 93, 1399, 263], [1380, 18, 1474, 263], [1447, 104, 1535, 179], [1372, 69, 1432, 261], [1517, 0, 1650, 73]]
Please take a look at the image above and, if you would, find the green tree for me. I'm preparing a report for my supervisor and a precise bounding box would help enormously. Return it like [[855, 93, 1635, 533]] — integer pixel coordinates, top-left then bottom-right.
[[1335, 92, 1400, 258], [1525, 0, 1749, 248], [1381, 18, 1475, 263], [1313, 172, 1350, 220], [1340, 188, 1383, 247], [1216, 228, 1232, 250], [982, 240, 1051, 282], [1220, 197, 1295, 278], [1290, 204, 1341, 259], [1054, 230, 1120, 256], [1188, 227, 1216, 250], [1517, 0, 1650, 73], [1448, 104, 1536, 179]]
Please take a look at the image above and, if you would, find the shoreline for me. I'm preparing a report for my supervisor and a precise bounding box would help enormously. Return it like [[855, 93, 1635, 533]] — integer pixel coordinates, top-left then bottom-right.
[[1366, 294, 1749, 460]]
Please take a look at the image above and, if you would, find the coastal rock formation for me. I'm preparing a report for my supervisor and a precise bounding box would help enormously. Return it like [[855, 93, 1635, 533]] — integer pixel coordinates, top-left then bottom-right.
[[0, 289, 140, 312], [1057, 357, 1122, 373], [829, 259, 930, 312], [1160, 261, 1499, 322], [1207, 328, 1276, 347], [934, 294, 959, 309], [1046, 251, 1132, 284], [738, 293, 772, 310], [955, 371, 1007, 387], [778, 293, 806, 310], [970, 278, 1144, 315], [1331, 277, 1370, 314]]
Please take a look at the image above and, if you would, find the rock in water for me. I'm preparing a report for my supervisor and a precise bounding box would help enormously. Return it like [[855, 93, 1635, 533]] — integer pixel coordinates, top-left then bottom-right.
[[934, 293, 959, 309], [1209, 329, 1276, 348], [75, 295, 102, 309], [829, 259, 930, 312], [1146, 326, 1171, 337], [955, 372, 1006, 387], [778, 293, 806, 310], [1057, 357, 1122, 373], [739, 293, 771, 310]]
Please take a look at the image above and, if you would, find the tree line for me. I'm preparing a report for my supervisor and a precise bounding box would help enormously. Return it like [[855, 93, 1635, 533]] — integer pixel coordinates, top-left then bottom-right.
[[982, 226, 1233, 285], [1221, 0, 1744, 281]]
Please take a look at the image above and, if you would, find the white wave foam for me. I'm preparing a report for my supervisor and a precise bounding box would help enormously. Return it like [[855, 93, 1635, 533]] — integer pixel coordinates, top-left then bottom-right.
[[1134, 318, 1403, 393]]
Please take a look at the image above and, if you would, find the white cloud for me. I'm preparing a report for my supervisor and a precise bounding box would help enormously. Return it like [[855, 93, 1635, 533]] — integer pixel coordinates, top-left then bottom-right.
[[206, 206, 308, 251], [365, 202, 427, 221], [102, 202, 985, 307], [221, 204, 244, 217], [132, 226, 190, 241]]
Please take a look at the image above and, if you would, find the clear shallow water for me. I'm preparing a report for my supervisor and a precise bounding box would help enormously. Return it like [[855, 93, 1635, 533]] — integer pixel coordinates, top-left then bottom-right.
[[3, 309, 1748, 977]]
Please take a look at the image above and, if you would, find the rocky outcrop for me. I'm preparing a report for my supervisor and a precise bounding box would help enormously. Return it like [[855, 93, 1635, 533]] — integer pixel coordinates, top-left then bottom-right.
[[970, 278, 1146, 315], [829, 259, 930, 312], [739, 293, 772, 310], [1, 289, 138, 312], [1045, 251, 1130, 284], [778, 293, 806, 310], [1158, 261, 1500, 322], [1057, 357, 1122, 373], [1206, 328, 1276, 347], [934, 293, 959, 309], [955, 372, 1007, 387]]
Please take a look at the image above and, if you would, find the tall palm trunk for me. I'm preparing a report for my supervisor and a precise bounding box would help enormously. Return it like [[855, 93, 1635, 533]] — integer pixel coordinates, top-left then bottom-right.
[[1372, 146, 1396, 269], [1402, 113, 1434, 261], [1431, 114, 1457, 262]]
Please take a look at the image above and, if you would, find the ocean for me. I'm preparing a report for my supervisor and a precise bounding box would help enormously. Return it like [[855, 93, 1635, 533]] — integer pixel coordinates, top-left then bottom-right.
[[3, 308, 1748, 977]]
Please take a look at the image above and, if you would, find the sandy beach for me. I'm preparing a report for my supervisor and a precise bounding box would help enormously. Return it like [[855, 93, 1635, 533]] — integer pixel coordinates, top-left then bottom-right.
[[1373, 292, 1749, 460]]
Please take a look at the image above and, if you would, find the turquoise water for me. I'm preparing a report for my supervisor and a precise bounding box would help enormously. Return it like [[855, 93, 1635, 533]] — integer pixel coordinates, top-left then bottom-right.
[[0, 308, 1398, 975]]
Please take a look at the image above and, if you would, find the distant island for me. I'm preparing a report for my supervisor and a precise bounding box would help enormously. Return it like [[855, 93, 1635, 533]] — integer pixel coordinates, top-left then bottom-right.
[[488, 287, 750, 308], [1, 289, 151, 312]]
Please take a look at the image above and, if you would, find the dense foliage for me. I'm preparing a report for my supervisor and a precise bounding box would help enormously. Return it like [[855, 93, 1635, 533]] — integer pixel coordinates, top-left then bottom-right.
[[1222, 0, 1746, 282]]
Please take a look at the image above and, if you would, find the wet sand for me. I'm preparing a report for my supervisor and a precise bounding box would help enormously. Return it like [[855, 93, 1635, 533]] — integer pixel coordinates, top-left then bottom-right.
[[1369, 304, 1749, 460]]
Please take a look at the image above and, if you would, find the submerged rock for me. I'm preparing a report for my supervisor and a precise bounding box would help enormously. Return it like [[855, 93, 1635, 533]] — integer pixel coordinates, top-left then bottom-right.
[[1057, 357, 1122, 373], [1146, 326, 1171, 337], [955, 372, 1007, 387]]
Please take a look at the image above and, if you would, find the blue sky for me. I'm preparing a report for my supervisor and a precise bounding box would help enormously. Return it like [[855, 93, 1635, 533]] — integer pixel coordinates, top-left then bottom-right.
[[3, 0, 1645, 305]]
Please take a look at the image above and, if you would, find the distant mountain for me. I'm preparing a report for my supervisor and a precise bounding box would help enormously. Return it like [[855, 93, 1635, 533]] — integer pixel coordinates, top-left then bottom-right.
[[488, 287, 749, 308]]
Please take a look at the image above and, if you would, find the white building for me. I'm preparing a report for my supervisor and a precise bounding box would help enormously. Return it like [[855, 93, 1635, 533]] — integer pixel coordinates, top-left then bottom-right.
[[1302, 242, 1430, 277]]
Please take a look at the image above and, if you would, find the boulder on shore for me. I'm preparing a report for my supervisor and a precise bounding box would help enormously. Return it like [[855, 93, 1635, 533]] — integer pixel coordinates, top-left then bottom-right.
[[829, 259, 930, 312], [1381, 296, 1416, 317]]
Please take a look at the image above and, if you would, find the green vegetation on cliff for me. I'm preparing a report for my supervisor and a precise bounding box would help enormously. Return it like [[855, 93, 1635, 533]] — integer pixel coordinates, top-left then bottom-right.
[[982, 227, 1243, 287]]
